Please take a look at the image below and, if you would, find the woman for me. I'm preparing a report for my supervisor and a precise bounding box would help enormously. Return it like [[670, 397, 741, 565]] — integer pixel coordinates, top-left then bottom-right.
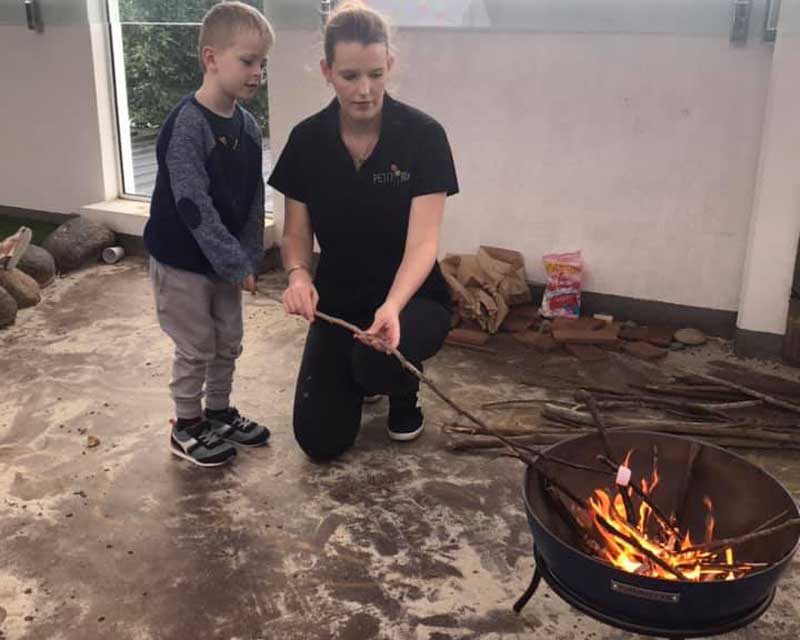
[[268, 1, 458, 461]]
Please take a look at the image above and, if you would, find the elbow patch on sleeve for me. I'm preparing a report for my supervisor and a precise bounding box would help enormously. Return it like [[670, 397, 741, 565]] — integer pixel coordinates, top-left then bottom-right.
[[177, 198, 203, 230]]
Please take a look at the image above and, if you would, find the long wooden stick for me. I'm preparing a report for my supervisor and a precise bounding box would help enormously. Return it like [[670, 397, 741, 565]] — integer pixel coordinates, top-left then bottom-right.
[[595, 454, 682, 541], [677, 518, 800, 555], [577, 392, 638, 526], [312, 310, 596, 508], [315, 310, 534, 463], [674, 442, 702, 543], [542, 405, 799, 444], [695, 373, 800, 415]]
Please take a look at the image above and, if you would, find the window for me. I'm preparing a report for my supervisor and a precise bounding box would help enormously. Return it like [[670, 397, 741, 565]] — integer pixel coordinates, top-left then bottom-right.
[[107, 0, 271, 210]]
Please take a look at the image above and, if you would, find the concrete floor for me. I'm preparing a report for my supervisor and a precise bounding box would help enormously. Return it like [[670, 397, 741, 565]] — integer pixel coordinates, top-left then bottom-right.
[[1, 259, 799, 640]]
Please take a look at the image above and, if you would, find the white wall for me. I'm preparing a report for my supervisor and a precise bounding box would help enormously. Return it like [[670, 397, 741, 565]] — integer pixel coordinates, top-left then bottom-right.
[[737, 0, 800, 336], [0, 0, 115, 214], [268, 29, 773, 312]]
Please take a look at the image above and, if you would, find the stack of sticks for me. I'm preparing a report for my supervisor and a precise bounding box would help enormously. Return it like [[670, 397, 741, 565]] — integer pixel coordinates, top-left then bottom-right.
[[444, 372, 800, 453]]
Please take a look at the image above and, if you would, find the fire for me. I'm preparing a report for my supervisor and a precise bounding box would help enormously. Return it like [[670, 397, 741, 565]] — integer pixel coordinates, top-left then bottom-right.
[[575, 450, 758, 582]]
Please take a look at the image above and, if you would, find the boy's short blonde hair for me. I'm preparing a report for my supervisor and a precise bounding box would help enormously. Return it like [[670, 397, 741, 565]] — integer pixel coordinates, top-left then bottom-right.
[[198, 1, 275, 72]]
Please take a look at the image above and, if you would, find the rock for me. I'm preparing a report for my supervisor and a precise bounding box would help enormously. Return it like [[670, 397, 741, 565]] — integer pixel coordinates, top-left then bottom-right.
[[645, 325, 676, 348], [42, 217, 115, 272], [669, 341, 687, 351], [87, 436, 101, 448], [0, 287, 17, 327], [17, 244, 56, 287], [0, 269, 40, 308], [674, 328, 707, 346]]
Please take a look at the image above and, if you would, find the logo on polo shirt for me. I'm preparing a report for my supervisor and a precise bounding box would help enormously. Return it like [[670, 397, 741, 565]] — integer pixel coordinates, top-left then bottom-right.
[[374, 163, 410, 186]]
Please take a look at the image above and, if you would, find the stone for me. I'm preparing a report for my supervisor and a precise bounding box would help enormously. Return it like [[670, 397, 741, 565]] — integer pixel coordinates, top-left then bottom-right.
[[674, 328, 708, 346], [646, 325, 677, 348], [0, 286, 16, 328], [0, 269, 40, 308], [17, 244, 56, 287], [619, 325, 650, 341], [42, 216, 116, 272]]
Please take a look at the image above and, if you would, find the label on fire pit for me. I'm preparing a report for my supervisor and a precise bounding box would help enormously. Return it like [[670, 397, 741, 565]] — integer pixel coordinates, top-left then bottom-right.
[[610, 580, 680, 604]]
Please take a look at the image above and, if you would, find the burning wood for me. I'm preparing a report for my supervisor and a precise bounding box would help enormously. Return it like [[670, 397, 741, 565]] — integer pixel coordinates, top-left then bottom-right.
[[571, 448, 753, 582]]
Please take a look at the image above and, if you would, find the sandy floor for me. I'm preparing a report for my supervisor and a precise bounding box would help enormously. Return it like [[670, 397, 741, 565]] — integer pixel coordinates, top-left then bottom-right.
[[1, 259, 798, 640]]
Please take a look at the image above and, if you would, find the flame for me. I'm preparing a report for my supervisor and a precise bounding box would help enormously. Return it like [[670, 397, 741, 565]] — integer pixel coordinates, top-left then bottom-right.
[[575, 449, 755, 582]]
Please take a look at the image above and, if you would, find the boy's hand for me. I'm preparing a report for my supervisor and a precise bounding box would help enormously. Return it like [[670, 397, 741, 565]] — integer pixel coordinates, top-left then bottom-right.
[[240, 274, 257, 294], [282, 268, 318, 322]]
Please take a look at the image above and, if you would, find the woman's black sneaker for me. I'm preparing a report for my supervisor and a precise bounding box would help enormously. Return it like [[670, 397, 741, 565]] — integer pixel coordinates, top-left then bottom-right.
[[170, 419, 237, 467], [204, 407, 270, 448], [387, 393, 425, 442]]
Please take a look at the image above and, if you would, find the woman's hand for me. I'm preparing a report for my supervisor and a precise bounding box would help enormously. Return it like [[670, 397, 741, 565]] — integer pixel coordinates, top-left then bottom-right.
[[360, 301, 401, 352], [281, 268, 318, 322]]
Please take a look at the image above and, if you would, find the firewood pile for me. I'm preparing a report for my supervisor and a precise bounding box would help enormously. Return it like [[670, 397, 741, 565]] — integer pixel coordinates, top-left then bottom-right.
[[444, 362, 800, 453]]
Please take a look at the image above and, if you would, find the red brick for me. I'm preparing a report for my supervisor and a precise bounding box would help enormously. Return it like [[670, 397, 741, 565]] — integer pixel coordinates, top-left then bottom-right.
[[565, 344, 608, 362], [552, 316, 607, 332], [552, 326, 620, 345], [622, 341, 668, 360], [500, 314, 535, 333], [446, 328, 489, 347], [513, 331, 560, 353]]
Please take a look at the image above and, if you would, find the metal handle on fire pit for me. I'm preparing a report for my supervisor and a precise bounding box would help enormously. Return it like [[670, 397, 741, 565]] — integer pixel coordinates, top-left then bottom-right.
[[610, 579, 681, 604]]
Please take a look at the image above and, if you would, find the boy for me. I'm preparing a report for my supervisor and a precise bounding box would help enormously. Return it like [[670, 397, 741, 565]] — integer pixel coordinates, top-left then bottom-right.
[[144, 1, 274, 467]]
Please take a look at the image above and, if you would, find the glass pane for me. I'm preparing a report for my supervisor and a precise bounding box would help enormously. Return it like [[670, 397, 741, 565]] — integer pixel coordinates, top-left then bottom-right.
[[266, 0, 736, 34], [112, 2, 272, 209], [119, 0, 263, 25]]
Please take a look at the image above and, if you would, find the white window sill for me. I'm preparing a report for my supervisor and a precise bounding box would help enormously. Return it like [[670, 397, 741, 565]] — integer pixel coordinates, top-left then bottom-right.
[[80, 199, 276, 249]]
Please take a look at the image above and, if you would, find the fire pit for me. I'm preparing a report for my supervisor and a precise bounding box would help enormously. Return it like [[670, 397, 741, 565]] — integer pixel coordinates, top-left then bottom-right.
[[517, 430, 800, 639]]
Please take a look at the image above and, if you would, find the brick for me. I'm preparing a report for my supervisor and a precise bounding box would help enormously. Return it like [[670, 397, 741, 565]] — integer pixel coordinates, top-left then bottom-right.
[[446, 328, 489, 347], [509, 303, 540, 319], [500, 314, 535, 333], [552, 316, 607, 332], [513, 331, 560, 353], [622, 341, 668, 360], [552, 326, 620, 345], [565, 344, 608, 362]]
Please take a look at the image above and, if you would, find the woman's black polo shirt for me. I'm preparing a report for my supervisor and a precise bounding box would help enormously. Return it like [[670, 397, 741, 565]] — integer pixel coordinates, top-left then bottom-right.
[[268, 94, 459, 323]]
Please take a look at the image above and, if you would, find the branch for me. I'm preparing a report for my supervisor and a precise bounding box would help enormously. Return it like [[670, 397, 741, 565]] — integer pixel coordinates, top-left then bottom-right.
[[678, 518, 800, 555]]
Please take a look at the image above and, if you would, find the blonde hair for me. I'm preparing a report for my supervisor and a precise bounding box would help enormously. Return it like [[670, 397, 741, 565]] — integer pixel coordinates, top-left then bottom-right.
[[198, 1, 275, 72], [324, 0, 390, 66]]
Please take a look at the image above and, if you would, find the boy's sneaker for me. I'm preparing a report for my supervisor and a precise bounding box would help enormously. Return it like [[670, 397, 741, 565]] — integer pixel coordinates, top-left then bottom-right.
[[170, 419, 237, 467], [204, 407, 270, 448], [387, 392, 424, 442]]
